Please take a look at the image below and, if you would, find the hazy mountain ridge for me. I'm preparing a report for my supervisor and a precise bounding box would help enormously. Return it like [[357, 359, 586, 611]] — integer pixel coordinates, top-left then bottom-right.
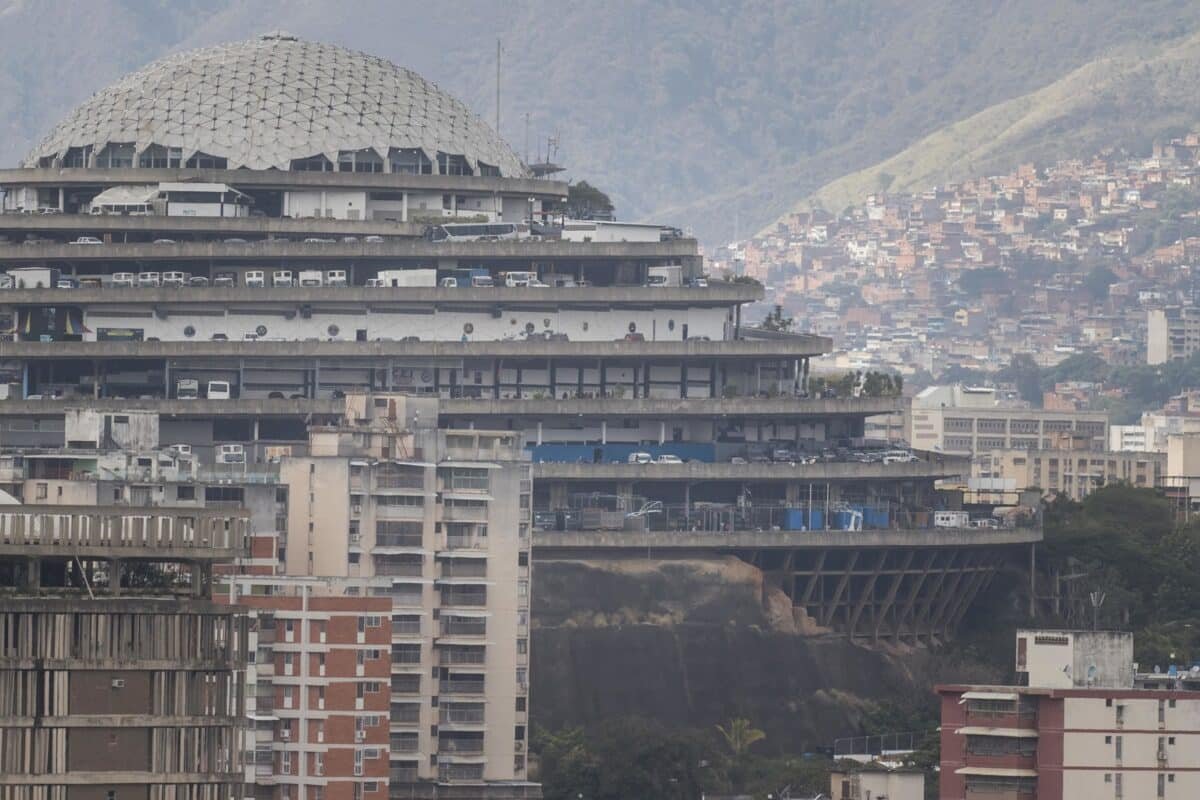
[[3, 1, 1200, 244], [795, 29, 1200, 219]]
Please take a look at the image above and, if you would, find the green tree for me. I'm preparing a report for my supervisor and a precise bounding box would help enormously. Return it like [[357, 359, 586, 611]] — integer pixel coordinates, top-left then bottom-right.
[[564, 180, 615, 220], [1083, 265, 1118, 299], [715, 718, 766, 757]]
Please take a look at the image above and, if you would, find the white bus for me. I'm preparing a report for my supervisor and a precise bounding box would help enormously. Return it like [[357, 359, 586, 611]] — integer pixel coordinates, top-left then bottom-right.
[[425, 222, 530, 242]]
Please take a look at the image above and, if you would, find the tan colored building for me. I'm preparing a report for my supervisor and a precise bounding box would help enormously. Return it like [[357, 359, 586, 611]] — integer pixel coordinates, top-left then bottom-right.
[[974, 447, 1164, 501], [911, 385, 1108, 457], [279, 394, 534, 792]]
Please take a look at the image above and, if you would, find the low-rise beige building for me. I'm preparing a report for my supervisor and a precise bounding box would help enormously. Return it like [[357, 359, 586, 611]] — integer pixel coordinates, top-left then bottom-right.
[[910, 385, 1108, 457], [974, 447, 1164, 501]]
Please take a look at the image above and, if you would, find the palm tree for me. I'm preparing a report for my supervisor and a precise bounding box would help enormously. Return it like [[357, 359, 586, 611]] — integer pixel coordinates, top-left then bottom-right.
[[715, 718, 766, 757]]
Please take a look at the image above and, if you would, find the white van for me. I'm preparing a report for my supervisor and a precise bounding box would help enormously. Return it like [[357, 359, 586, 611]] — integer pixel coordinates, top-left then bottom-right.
[[503, 271, 537, 288], [298, 270, 324, 287], [272, 270, 293, 287], [112, 272, 135, 288], [325, 270, 347, 287], [161, 271, 187, 288], [245, 271, 265, 288], [206, 380, 232, 400], [137, 272, 161, 288], [471, 275, 494, 288], [216, 443, 245, 464], [627, 451, 653, 464]]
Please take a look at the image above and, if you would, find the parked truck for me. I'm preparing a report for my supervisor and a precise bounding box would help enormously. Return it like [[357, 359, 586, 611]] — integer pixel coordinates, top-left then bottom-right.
[[176, 379, 200, 400], [298, 269, 324, 287], [376, 268, 437, 288], [646, 264, 682, 287]]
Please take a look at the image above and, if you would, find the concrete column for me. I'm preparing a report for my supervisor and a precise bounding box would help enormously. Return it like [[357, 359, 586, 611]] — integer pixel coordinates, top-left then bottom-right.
[[401, 192, 408, 222], [659, 422, 666, 445], [536, 421, 543, 446], [110, 557, 122, 596], [25, 556, 40, 592], [600, 420, 607, 445]]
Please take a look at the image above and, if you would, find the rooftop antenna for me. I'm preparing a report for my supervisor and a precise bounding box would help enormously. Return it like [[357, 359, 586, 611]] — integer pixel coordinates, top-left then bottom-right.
[[524, 112, 531, 164]]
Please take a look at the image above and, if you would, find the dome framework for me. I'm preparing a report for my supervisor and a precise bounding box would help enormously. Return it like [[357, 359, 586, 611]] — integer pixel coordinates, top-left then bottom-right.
[[25, 32, 527, 178]]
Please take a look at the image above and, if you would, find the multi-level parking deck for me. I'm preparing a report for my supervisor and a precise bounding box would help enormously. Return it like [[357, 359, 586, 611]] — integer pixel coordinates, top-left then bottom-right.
[[533, 526, 1042, 643]]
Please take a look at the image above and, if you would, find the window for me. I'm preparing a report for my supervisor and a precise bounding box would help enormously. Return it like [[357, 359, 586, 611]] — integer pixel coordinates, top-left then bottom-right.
[[517, 638, 528, 654], [36, 483, 47, 499], [516, 697, 526, 712], [177, 485, 195, 500]]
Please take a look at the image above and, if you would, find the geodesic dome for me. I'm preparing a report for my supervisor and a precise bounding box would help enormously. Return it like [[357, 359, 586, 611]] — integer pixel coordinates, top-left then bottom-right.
[[24, 32, 527, 177]]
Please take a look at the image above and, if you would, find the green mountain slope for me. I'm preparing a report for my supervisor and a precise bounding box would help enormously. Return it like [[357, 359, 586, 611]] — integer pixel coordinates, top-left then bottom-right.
[[794, 30, 1200, 218]]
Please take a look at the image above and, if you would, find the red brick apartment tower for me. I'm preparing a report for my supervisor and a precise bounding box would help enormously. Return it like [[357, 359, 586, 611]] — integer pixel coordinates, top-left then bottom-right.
[[938, 630, 1200, 800], [226, 578, 393, 800]]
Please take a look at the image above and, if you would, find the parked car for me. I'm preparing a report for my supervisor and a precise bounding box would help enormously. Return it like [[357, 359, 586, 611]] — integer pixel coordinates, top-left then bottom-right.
[[71, 236, 102, 245], [153, 238, 176, 245], [56, 278, 77, 289], [244, 271, 265, 288], [364, 235, 385, 243], [188, 276, 210, 287], [213, 272, 237, 287], [272, 270, 293, 287], [627, 452, 653, 464], [161, 271, 187, 288], [655, 454, 684, 464], [112, 272, 135, 287], [137, 272, 161, 288], [304, 237, 335, 244], [223, 237, 248, 244]]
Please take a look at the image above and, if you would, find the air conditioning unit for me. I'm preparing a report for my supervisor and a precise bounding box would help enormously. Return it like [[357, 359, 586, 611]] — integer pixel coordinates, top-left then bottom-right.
[[280, 728, 290, 740], [216, 443, 246, 464], [353, 765, 363, 777], [515, 741, 525, 753], [355, 730, 365, 742]]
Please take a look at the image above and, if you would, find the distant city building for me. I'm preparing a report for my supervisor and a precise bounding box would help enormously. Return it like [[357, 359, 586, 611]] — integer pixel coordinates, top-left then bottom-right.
[[973, 446, 1164, 501], [938, 630, 1200, 800], [1147, 307, 1200, 365], [828, 765, 924, 800], [910, 385, 1108, 457]]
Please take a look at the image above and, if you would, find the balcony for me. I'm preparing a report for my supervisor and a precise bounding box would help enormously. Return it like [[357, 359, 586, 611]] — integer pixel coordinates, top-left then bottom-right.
[[391, 767, 419, 783], [440, 561, 487, 579], [390, 735, 420, 754], [374, 559, 424, 578], [440, 706, 485, 725], [439, 736, 484, 754], [440, 619, 487, 637], [443, 535, 487, 552], [440, 589, 488, 607], [391, 704, 421, 725], [439, 679, 485, 695], [438, 646, 486, 666]]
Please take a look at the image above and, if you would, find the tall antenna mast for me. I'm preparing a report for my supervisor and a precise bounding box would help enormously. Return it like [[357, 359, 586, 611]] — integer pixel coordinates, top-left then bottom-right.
[[495, 39, 501, 134]]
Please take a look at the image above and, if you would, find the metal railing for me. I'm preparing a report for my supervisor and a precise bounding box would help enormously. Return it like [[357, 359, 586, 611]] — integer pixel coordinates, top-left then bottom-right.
[[440, 620, 486, 637], [440, 706, 485, 724], [535, 501, 1041, 534], [438, 680, 485, 695], [833, 729, 937, 758]]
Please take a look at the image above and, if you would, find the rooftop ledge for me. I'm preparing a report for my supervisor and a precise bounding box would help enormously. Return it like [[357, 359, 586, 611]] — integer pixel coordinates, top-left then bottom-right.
[[0, 284, 759, 306], [0, 166, 569, 198], [531, 458, 966, 481], [0, 504, 249, 560], [0, 337, 833, 359], [0, 238, 698, 262], [532, 527, 1043, 551], [0, 395, 898, 418]]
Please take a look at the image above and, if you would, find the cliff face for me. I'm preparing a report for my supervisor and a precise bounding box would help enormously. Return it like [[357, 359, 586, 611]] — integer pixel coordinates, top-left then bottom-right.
[[530, 556, 946, 752]]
